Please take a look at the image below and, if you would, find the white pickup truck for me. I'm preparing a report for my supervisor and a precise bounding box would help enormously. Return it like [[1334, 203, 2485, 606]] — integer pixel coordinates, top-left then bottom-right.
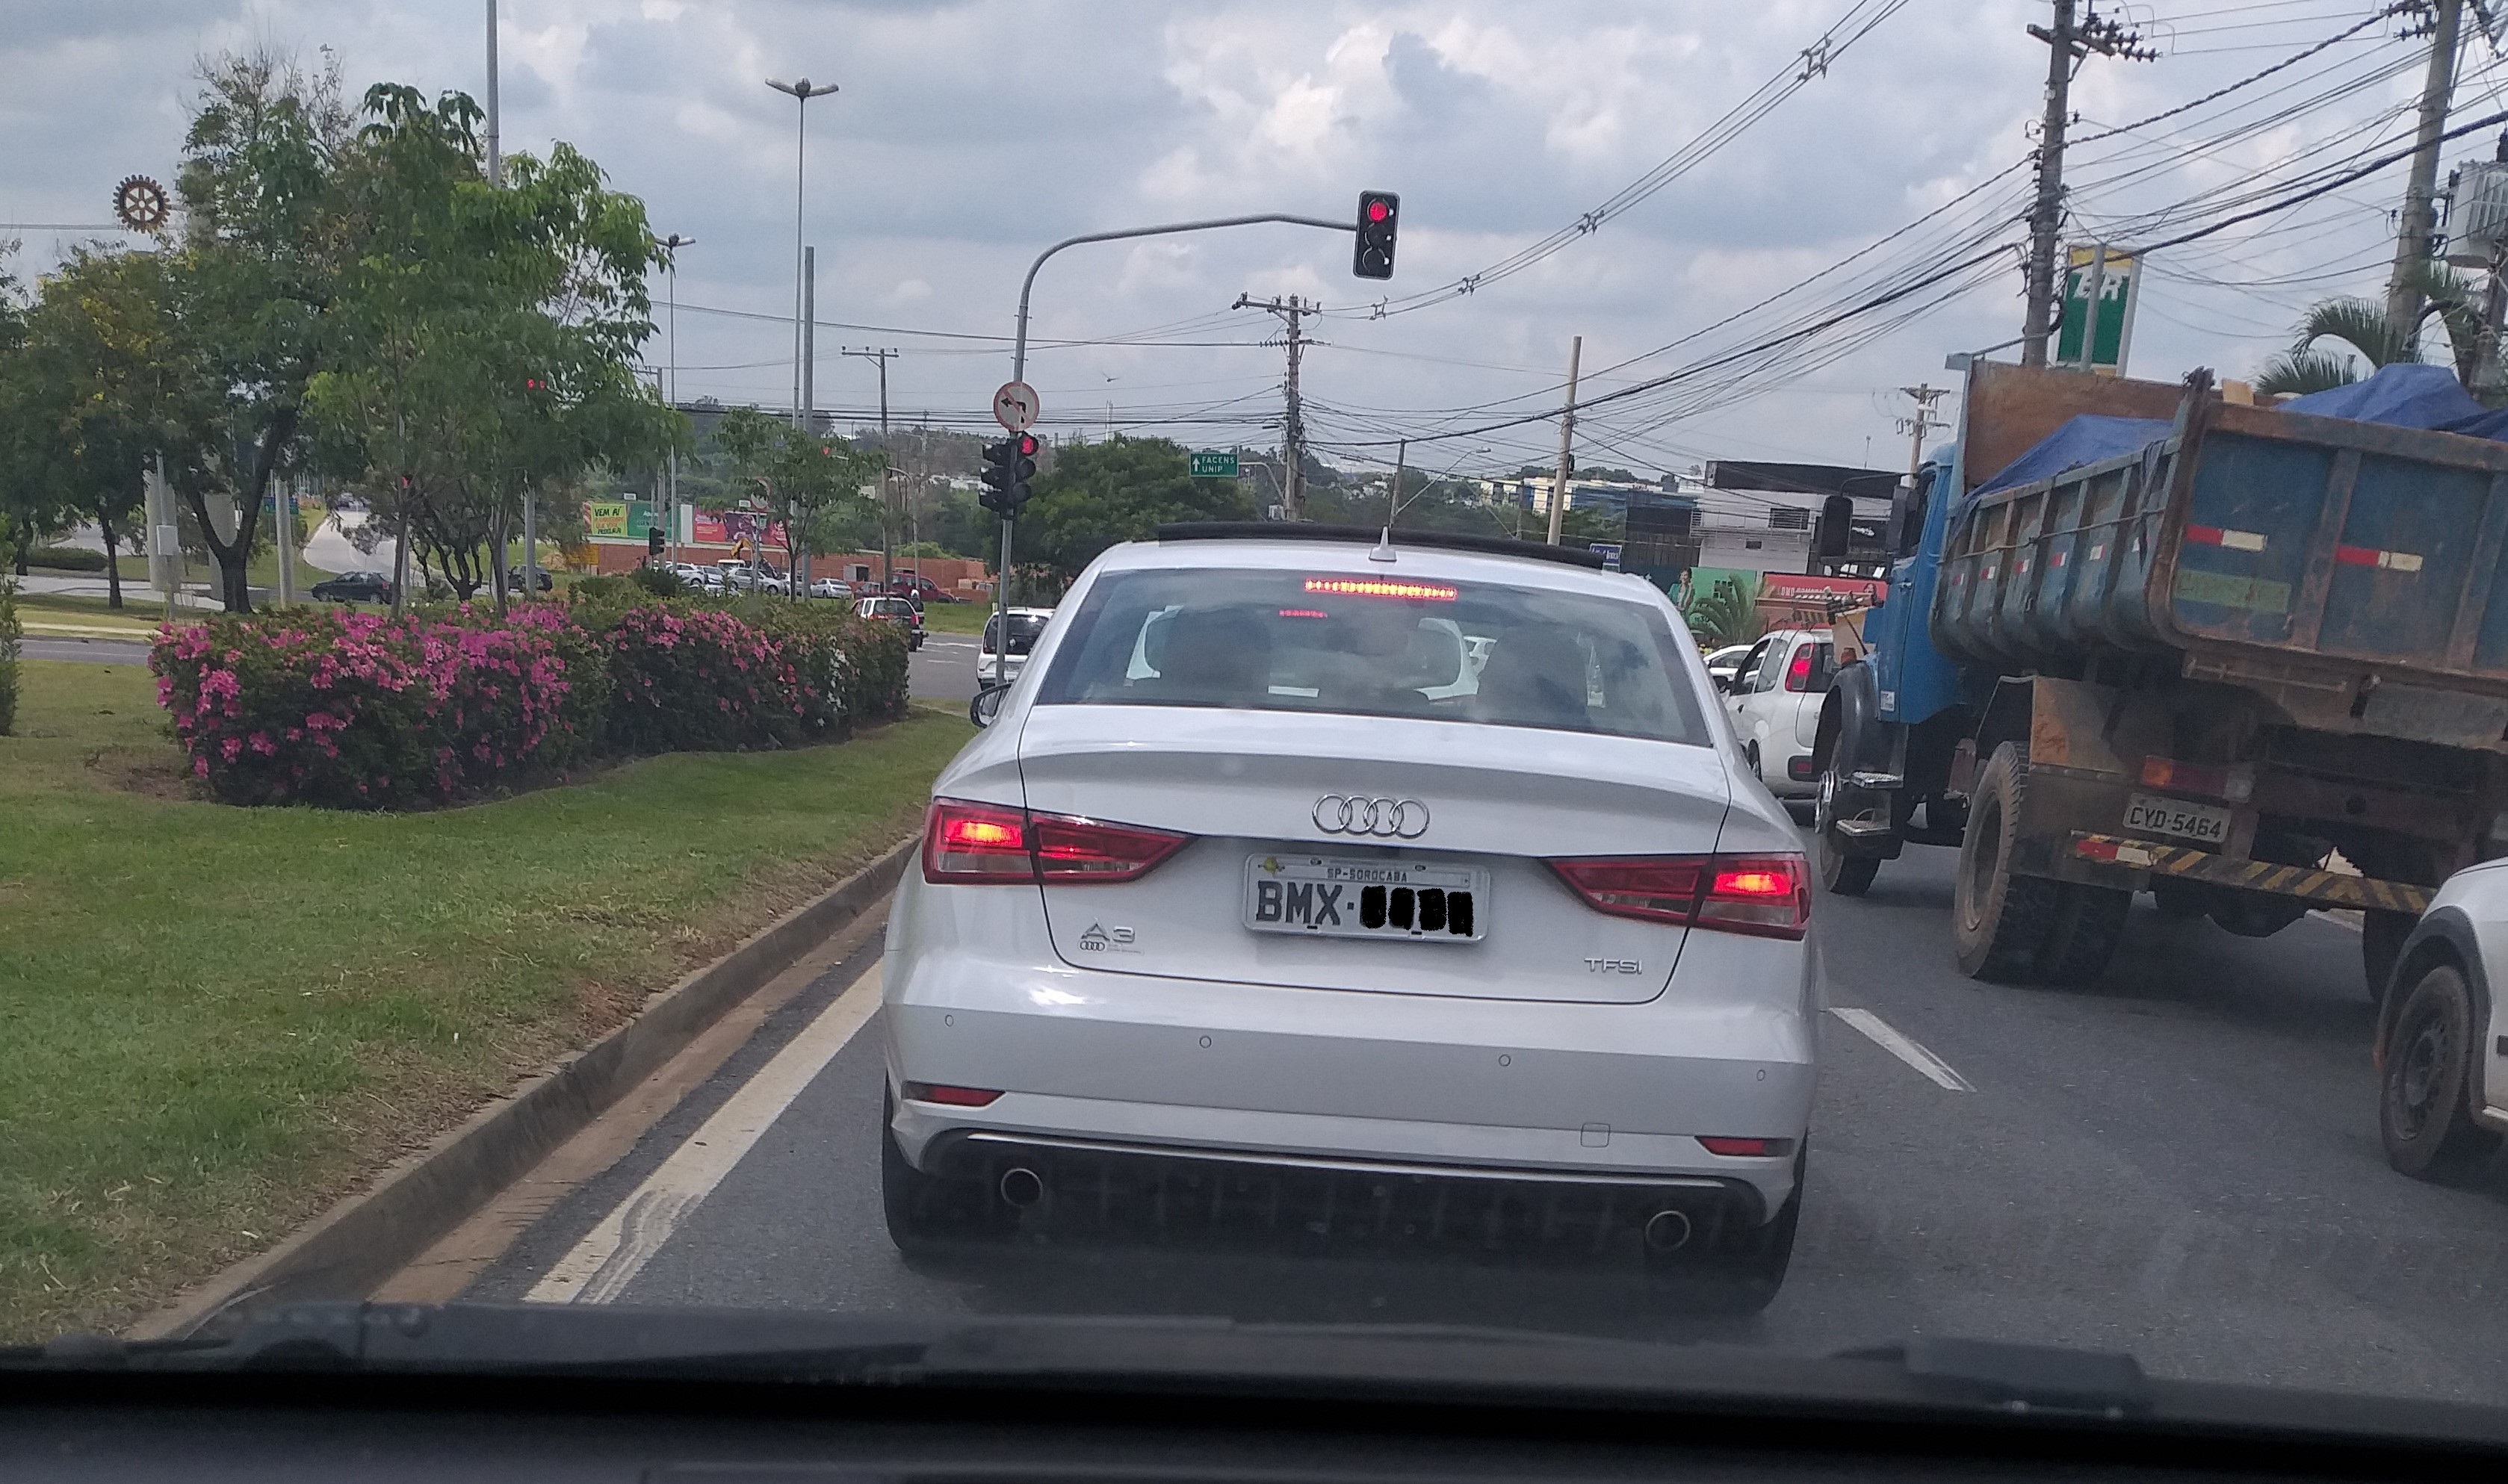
[[1718, 627, 1836, 810]]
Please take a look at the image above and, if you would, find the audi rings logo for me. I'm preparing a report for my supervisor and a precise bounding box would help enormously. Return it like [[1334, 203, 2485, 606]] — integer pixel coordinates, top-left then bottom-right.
[[1312, 794, 1430, 839]]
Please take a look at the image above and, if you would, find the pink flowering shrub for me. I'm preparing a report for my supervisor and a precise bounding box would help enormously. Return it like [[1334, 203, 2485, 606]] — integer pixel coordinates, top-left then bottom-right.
[[152, 606, 589, 807], [598, 600, 907, 753], [149, 596, 905, 810]]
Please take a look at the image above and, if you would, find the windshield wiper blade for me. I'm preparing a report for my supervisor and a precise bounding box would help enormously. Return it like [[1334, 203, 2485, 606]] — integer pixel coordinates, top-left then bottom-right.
[[1830, 1335, 2152, 1416]]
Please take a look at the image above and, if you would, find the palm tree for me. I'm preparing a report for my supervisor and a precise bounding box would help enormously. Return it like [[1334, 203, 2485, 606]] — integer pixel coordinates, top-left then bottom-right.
[[1682, 574, 1765, 648], [2255, 263, 2489, 396]]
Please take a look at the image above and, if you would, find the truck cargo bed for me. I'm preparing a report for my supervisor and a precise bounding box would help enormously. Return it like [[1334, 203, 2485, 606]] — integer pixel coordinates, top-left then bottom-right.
[[1930, 382, 2508, 745]]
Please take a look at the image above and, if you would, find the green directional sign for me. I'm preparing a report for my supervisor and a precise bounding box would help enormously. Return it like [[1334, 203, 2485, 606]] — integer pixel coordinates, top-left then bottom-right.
[[1190, 450, 1241, 479]]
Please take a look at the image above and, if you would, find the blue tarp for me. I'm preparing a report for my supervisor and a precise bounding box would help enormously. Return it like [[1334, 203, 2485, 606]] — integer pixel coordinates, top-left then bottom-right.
[[1961, 363, 2508, 518]]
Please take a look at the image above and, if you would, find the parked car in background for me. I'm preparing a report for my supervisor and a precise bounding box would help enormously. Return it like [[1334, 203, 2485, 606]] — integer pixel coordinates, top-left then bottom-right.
[[310, 570, 396, 604], [1704, 643, 1753, 692], [810, 577, 855, 600], [504, 566, 554, 592], [857, 594, 925, 649], [1721, 629, 1834, 807], [979, 606, 1055, 681]]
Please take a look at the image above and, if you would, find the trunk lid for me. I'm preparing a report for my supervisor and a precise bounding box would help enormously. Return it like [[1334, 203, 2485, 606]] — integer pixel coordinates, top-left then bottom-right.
[[1016, 705, 1732, 1004]]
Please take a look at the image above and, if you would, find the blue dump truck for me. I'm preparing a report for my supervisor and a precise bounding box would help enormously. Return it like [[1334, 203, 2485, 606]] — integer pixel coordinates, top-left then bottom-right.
[[1815, 359, 2508, 996]]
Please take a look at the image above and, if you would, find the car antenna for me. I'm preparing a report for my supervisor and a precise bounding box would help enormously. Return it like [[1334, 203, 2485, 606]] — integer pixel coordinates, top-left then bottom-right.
[[1369, 525, 1398, 564]]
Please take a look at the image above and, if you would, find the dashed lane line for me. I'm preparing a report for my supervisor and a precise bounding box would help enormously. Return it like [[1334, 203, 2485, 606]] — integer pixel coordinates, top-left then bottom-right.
[[524, 964, 885, 1304], [1828, 1006, 1975, 1092]]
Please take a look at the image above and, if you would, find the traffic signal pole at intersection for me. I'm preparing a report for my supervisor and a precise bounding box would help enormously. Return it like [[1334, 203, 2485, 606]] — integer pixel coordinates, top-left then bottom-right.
[[980, 198, 1397, 688]]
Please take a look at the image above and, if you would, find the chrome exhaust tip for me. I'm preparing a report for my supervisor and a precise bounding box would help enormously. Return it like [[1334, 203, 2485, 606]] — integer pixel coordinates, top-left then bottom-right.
[[998, 1167, 1045, 1207], [1644, 1208, 1694, 1252]]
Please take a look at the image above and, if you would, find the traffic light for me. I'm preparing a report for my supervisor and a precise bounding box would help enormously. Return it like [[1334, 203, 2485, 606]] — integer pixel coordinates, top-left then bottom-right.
[[979, 432, 1041, 516], [648, 524, 667, 559], [1353, 190, 1399, 280]]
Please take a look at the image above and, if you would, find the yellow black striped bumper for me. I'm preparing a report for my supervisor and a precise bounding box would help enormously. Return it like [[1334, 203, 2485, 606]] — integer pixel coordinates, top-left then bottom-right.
[[2070, 833, 2431, 915]]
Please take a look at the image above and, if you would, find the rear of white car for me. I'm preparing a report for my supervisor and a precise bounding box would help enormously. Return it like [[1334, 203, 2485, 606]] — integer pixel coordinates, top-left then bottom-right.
[[882, 527, 1816, 1307]]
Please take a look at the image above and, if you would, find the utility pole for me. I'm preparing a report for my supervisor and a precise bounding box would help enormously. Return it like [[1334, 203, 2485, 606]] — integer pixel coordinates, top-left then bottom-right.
[[1547, 335, 1583, 546], [797, 245, 816, 594], [1897, 383, 1950, 476], [1388, 438, 1408, 529], [483, 0, 501, 188], [845, 346, 900, 589], [2022, 1, 2155, 367], [660, 234, 693, 570], [1236, 293, 1312, 518], [2387, 0, 2467, 347]]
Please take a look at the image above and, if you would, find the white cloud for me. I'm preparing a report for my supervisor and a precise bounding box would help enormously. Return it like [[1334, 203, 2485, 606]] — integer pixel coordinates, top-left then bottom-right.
[[0, 0, 2473, 472]]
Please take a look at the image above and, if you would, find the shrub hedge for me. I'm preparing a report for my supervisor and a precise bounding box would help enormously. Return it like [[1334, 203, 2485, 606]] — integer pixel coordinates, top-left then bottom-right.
[[150, 594, 910, 808]]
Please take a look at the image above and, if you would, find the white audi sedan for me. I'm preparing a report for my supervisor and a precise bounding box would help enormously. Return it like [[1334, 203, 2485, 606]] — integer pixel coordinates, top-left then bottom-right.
[[880, 524, 1815, 1309]]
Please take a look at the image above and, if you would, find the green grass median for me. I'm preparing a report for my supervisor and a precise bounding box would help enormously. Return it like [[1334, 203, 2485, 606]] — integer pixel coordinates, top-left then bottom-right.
[[0, 659, 971, 1341]]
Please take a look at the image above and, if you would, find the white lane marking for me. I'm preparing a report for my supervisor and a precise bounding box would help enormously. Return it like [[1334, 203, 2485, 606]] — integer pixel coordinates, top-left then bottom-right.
[[2309, 908, 2364, 933], [1828, 1007, 1975, 1092], [525, 965, 884, 1304]]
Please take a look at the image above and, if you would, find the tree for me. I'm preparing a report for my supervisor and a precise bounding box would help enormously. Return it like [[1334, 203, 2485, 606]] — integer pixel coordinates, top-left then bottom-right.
[[309, 82, 678, 607], [1682, 574, 1765, 647], [5, 249, 176, 607], [0, 246, 69, 577], [160, 49, 358, 612], [1013, 436, 1254, 589], [711, 408, 883, 593], [2256, 262, 2489, 397]]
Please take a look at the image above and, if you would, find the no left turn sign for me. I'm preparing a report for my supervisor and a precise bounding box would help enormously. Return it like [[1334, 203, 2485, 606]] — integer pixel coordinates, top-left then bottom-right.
[[993, 380, 1041, 432]]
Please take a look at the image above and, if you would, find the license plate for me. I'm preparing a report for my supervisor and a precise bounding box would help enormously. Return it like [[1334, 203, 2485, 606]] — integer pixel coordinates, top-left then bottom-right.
[[1244, 854, 1486, 942], [2123, 793, 2232, 845]]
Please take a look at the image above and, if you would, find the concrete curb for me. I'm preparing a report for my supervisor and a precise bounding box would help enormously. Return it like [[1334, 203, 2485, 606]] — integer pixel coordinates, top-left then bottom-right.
[[128, 834, 917, 1341]]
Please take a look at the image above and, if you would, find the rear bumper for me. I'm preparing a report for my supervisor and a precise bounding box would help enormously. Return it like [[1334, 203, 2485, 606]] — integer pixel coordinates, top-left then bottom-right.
[[881, 908, 1815, 1215], [915, 1127, 1775, 1248]]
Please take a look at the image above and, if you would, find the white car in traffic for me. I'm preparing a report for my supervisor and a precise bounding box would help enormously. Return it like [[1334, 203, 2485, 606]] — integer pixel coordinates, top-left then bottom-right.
[[881, 526, 1815, 1309], [1721, 628, 1836, 804], [976, 606, 1055, 686], [2377, 865, 2508, 1180]]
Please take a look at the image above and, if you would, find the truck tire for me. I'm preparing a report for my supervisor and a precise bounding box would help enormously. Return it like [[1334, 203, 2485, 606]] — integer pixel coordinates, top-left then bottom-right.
[[2035, 882, 2130, 987], [1951, 742, 2064, 983], [2378, 963, 2503, 1181], [1813, 762, 1880, 896], [2364, 910, 2415, 1005]]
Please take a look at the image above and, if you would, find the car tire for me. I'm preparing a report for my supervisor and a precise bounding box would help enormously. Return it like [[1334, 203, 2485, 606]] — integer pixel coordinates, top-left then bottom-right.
[[881, 1093, 1011, 1254], [1812, 754, 1880, 897], [2365, 910, 2415, 1006], [2379, 963, 2504, 1182], [1743, 740, 1762, 783], [1951, 742, 2064, 983]]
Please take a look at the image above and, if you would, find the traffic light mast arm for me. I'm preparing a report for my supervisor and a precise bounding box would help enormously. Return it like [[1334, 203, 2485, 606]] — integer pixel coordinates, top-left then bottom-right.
[[1010, 213, 1353, 384]]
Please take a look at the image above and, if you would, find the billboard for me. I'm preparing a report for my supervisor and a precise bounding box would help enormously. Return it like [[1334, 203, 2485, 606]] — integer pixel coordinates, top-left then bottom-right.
[[688, 509, 788, 550], [2055, 244, 2140, 377], [582, 499, 660, 541]]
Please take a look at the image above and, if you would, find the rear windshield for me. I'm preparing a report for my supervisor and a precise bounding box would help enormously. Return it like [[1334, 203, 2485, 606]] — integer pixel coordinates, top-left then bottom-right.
[[984, 614, 1049, 653], [867, 598, 914, 617], [1035, 567, 1709, 745]]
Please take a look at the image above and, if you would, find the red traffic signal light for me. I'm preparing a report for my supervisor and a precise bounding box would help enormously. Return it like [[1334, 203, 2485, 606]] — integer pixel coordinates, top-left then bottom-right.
[[1013, 432, 1039, 457], [1354, 190, 1399, 280]]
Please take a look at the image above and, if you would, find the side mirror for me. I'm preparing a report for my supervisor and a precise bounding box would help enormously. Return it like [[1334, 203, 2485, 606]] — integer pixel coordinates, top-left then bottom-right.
[[969, 683, 1010, 729], [1814, 494, 1854, 560]]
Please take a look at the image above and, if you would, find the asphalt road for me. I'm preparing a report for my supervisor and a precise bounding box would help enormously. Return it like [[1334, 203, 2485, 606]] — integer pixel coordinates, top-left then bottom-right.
[[456, 833, 2508, 1406], [22, 636, 152, 665]]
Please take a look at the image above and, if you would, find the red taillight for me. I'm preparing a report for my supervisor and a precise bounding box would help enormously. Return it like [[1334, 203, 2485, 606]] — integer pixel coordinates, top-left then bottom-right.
[[923, 798, 1187, 886], [903, 1081, 1002, 1107], [1784, 649, 1813, 692], [1547, 852, 1809, 940], [1032, 813, 1189, 881], [1544, 857, 1706, 925], [1697, 1135, 1793, 1157], [925, 798, 1032, 883]]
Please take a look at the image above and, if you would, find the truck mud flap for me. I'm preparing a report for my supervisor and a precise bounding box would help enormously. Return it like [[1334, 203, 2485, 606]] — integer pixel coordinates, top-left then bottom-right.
[[2067, 833, 2433, 914]]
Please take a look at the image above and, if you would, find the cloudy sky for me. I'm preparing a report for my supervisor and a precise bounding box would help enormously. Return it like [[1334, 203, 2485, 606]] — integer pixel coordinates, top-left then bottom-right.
[[6, 0, 2505, 483]]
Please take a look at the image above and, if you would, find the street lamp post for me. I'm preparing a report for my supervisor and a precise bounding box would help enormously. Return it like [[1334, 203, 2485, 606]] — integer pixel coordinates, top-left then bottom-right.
[[765, 77, 835, 427], [660, 233, 695, 570]]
